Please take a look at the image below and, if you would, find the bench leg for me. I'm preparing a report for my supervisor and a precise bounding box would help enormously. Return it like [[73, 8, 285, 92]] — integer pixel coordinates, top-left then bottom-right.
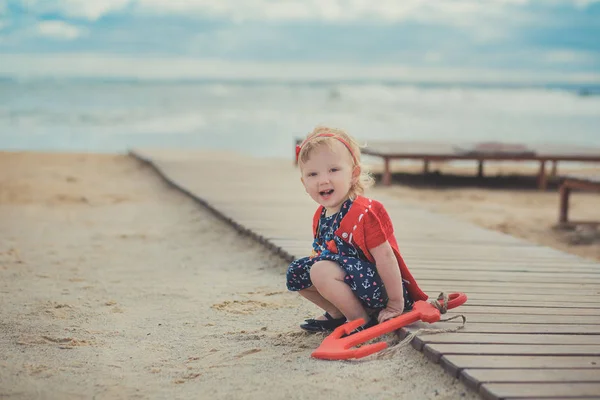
[[551, 160, 557, 177], [383, 157, 391, 186], [477, 160, 484, 178], [537, 160, 547, 190], [559, 183, 570, 224]]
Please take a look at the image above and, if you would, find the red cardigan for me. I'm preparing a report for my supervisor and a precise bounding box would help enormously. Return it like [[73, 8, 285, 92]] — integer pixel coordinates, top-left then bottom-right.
[[312, 196, 428, 302]]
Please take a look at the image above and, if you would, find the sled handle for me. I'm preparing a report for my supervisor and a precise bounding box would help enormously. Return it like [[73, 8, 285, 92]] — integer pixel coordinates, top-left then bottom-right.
[[444, 292, 468, 310]]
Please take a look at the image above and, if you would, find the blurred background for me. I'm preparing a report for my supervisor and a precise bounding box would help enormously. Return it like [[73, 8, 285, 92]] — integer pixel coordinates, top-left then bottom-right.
[[0, 0, 599, 156]]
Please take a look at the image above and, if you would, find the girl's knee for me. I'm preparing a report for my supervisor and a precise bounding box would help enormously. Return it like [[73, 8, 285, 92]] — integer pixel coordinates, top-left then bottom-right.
[[310, 260, 343, 284]]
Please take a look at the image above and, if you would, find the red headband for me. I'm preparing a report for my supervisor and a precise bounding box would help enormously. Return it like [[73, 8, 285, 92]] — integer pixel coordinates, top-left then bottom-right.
[[296, 133, 358, 165]]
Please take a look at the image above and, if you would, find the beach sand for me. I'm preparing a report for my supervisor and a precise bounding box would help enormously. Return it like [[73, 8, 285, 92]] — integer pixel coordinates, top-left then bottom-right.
[[0, 152, 480, 400]]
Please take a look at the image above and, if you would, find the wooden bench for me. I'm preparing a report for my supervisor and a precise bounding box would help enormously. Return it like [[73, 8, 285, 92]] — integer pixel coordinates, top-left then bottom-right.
[[357, 140, 600, 190], [558, 174, 600, 227]]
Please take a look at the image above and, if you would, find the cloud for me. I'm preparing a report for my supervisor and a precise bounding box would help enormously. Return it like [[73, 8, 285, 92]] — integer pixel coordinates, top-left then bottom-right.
[[541, 49, 598, 64], [7, 1, 599, 48], [11, 0, 599, 22], [10, 0, 593, 48], [573, 0, 600, 7], [18, 0, 130, 21], [1, 52, 599, 83], [36, 21, 85, 39], [1, 0, 599, 81]]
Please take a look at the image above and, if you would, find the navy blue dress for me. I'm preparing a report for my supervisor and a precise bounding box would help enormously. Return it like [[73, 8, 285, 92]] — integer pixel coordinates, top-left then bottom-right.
[[286, 199, 413, 311]]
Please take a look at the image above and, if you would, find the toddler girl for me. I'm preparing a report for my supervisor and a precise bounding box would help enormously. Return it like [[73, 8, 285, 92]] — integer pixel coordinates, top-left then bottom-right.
[[287, 126, 428, 333]]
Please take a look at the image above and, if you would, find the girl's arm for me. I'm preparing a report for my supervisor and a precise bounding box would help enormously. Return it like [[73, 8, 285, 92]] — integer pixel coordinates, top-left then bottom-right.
[[370, 240, 405, 322]]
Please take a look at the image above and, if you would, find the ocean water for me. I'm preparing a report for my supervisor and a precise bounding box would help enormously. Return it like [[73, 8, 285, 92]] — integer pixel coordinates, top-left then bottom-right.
[[1, 79, 599, 158]]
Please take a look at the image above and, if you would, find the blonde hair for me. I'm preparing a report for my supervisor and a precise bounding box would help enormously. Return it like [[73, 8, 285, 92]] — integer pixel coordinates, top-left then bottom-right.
[[297, 126, 374, 198]]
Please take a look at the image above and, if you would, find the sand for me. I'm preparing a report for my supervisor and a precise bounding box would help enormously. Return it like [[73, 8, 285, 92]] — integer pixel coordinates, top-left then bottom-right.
[[0, 152, 480, 400]]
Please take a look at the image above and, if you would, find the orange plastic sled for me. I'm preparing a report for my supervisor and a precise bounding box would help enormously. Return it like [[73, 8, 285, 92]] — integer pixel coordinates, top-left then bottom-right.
[[311, 292, 467, 360]]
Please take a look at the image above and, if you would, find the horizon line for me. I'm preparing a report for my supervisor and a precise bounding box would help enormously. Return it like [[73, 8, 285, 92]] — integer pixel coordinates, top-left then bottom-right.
[[1, 75, 599, 91]]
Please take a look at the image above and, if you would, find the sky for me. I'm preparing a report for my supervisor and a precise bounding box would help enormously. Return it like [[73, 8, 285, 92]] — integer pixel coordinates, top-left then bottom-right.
[[0, 0, 599, 83]]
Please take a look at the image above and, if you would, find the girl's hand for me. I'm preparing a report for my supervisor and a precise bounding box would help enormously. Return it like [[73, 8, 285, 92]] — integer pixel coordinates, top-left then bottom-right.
[[378, 300, 405, 323]]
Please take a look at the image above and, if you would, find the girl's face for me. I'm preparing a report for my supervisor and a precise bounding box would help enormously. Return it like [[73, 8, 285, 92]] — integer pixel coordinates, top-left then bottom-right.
[[300, 141, 360, 215]]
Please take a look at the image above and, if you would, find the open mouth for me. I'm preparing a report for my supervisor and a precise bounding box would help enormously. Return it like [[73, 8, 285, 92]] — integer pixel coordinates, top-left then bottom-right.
[[319, 189, 334, 197]]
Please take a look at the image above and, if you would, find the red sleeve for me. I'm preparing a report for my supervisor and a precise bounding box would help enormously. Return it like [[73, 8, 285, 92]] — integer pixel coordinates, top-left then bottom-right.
[[364, 203, 394, 250]]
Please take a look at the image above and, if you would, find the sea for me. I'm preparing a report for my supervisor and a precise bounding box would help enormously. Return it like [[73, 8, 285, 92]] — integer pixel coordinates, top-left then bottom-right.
[[1, 78, 599, 158]]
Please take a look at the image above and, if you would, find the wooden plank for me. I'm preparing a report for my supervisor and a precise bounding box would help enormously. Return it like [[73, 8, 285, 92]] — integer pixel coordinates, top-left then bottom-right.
[[398, 243, 582, 252], [405, 255, 600, 266], [421, 283, 600, 296], [399, 237, 547, 245], [419, 279, 600, 289], [460, 300, 600, 309], [412, 272, 600, 284], [425, 344, 600, 363], [458, 293, 600, 304], [402, 244, 598, 258], [440, 355, 600, 378], [398, 238, 539, 246], [455, 306, 600, 316], [399, 241, 545, 248], [461, 369, 600, 390], [479, 382, 600, 400], [441, 313, 598, 324], [362, 139, 600, 159], [402, 248, 584, 255], [407, 263, 600, 274], [405, 323, 600, 334], [412, 333, 600, 351], [410, 255, 598, 266], [408, 257, 600, 266], [504, 398, 600, 400]]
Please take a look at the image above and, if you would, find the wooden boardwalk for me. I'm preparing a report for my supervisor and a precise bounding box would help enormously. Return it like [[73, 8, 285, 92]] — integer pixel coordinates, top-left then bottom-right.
[[131, 149, 600, 400]]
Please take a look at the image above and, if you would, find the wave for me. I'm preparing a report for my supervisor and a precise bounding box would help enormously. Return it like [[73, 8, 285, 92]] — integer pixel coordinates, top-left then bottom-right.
[[1, 80, 599, 153], [1, 75, 599, 95]]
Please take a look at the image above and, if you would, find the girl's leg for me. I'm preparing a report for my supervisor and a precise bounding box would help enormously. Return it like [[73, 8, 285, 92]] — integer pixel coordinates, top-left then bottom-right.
[[287, 257, 344, 321], [298, 286, 344, 320], [310, 260, 370, 322]]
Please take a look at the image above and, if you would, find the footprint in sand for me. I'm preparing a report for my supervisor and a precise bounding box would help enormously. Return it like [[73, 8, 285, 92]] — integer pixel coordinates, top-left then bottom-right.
[[51, 194, 90, 204], [263, 291, 286, 296], [103, 300, 124, 313], [24, 363, 53, 377], [235, 348, 262, 358], [270, 331, 318, 350], [17, 335, 91, 349], [0, 247, 24, 264], [210, 299, 281, 315], [43, 302, 77, 319], [173, 372, 202, 384], [242, 290, 286, 297]]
